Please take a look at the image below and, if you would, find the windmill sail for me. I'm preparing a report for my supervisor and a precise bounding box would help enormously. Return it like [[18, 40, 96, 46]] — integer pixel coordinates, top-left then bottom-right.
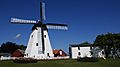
[[41, 2, 46, 20], [46, 23, 68, 30], [11, 18, 37, 24], [40, 2, 46, 21]]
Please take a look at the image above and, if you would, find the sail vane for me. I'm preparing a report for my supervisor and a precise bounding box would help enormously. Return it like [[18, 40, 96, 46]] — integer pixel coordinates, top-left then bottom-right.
[[46, 23, 68, 30], [11, 18, 37, 24]]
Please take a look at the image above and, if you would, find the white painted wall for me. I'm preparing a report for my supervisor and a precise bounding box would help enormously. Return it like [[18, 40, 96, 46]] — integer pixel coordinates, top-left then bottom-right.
[[71, 47, 78, 59], [25, 27, 43, 58], [71, 46, 92, 59], [79, 47, 91, 58], [44, 30, 54, 57]]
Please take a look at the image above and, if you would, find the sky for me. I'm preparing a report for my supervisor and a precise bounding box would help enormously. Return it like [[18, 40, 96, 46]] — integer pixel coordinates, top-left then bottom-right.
[[0, 0, 120, 53]]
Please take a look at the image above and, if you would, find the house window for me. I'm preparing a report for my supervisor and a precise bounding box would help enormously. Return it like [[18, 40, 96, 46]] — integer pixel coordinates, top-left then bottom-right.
[[78, 47, 80, 50], [90, 47, 92, 50], [78, 52, 81, 56], [90, 51, 93, 55], [36, 43, 38, 46], [59, 51, 62, 55]]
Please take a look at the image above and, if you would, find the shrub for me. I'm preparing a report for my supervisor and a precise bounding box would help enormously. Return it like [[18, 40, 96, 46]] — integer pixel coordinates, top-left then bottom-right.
[[77, 57, 98, 62], [13, 58, 38, 63]]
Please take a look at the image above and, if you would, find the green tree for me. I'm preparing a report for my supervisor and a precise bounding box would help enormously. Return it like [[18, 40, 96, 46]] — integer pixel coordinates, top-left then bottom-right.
[[18, 45, 27, 50], [0, 47, 1, 53], [81, 41, 91, 45], [94, 33, 120, 58], [1, 42, 19, 53]]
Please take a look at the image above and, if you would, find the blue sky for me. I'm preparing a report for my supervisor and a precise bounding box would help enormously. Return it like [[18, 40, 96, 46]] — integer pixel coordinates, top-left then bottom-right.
[[0, 0, 120, 52]]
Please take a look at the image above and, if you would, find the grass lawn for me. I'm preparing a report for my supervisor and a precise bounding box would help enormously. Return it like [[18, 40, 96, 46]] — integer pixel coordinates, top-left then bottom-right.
[[0, 58, 120, 67]]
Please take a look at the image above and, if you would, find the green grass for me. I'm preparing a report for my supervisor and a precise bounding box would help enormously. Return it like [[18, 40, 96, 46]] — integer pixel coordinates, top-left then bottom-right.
[[0, 58, 120, 67]]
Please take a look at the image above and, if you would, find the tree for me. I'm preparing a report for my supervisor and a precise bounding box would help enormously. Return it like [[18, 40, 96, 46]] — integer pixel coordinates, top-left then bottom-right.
[[0, 47, 1, 53], [94, 33, 120, 58], [1, 42, 19, 53], [18, 45, 27, 50], [80, 41, 91, 45]]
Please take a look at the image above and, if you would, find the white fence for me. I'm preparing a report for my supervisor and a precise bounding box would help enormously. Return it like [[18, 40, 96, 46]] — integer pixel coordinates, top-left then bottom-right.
[[0, 56, 69, 60]]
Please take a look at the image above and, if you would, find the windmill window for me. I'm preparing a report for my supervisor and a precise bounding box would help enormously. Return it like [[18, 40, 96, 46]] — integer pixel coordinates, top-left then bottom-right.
[[47, 53, 50, 57], [36, 43, 38, 46], [31, 35, 33, 38], [26, 53, 28, 56], [44, 35, 46, 38]]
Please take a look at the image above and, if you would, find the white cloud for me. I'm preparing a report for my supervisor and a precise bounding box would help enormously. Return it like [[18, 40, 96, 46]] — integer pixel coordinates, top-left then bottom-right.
[[15, 34, 21, 39]]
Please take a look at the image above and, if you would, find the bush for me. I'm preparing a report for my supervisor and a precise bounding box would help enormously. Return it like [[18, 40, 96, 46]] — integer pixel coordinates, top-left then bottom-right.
[[13, 58, 38, 63], [77, 57, 98, 62]]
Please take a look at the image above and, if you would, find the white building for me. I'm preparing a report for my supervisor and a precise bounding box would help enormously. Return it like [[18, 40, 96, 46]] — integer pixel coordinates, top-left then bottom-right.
[[69, 44, 105, 59], [69, 44, 92, 59]]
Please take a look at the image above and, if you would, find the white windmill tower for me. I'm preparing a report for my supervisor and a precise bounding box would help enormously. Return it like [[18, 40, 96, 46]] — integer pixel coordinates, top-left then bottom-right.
[[11, 0, 68, 59]]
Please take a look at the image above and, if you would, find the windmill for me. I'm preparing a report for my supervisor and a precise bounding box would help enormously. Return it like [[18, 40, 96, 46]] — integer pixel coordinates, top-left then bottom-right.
[[11, 0, 68, 59]]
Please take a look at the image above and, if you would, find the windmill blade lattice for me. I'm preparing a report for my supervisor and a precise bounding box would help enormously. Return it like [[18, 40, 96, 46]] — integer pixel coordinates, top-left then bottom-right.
[[46, 23, 68, 30], [11, 18, 38, 24]]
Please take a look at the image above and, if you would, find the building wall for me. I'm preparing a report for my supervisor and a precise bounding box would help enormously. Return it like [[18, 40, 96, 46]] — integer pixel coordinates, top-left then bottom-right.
[[71, 47, 78, 59], [25, 28, 44, 58], [71, 46, 92, 59], [44, 30, 54, 57], [25, 29, 38, 58], [70, 45, 105, 59], [79, 47, 91, 58]]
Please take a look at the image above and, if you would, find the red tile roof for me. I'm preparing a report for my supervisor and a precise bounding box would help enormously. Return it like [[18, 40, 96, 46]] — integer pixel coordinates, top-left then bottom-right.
[[53, 49, 67, 57]]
